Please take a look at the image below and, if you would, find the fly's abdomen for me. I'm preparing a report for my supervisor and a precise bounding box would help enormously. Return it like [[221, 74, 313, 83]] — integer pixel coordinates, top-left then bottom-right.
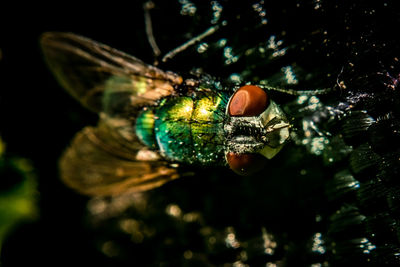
[[135, 108, 157, 149], [135, 93, 228, 165]]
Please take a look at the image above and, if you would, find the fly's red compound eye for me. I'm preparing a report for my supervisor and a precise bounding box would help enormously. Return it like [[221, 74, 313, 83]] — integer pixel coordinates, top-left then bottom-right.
[[228, 85, 268, 117], [226, 152, 265, 176]]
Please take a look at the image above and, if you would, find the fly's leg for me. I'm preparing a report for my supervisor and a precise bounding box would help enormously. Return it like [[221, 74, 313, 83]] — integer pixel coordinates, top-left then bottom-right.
[[144, 1, 222, 64], [144, 1, 162, 63], [161, 25, 220, 63], [256, 66, 345, 96], [258, 84, 335, 96]]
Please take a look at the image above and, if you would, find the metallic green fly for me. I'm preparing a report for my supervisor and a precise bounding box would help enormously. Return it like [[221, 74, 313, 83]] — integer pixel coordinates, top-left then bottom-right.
[[40, 32, 290, 196]]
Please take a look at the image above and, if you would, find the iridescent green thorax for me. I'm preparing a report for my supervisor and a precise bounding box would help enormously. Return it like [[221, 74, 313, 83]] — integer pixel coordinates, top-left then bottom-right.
[[135, 91, 230, 165]]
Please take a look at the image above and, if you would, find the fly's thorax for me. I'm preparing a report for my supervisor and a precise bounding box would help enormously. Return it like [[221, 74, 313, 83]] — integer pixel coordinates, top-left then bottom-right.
[[136, 92, 230, 166]]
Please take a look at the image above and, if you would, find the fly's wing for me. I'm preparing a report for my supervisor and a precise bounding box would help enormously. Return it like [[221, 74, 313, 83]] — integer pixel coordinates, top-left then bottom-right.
[[40, 32, 183, 113], [60, 122, 180, 196], [40, 32, 183, 196]]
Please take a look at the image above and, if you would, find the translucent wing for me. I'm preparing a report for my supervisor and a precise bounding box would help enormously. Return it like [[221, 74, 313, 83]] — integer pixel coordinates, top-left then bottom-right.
[[40, 32, 183, 112], [60, 120, 180, 196], [41, 32, 184, 195]]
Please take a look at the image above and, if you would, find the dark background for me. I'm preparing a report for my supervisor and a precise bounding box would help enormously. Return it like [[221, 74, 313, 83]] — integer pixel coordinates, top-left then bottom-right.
[[1, 1, 400, 266], [1, 2, 157, 265]]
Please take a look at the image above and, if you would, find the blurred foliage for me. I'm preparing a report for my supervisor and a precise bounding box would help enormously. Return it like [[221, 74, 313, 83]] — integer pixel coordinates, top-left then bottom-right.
[[0, 137, 38, 253]]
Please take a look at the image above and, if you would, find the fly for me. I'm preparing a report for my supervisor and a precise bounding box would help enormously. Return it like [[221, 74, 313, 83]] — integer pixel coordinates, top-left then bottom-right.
[[40, 32, 292, 196]]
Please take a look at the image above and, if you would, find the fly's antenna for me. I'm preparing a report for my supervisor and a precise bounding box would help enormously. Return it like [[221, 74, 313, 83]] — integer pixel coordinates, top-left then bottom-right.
[[144, 1, 162, 64], [161, 25, 221, 63]]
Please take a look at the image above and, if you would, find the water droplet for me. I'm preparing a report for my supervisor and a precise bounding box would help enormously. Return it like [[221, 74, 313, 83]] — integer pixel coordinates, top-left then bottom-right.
[[218, 38, 227, 47], [197, 42, 209, 53], [229, 73, 242, 83]]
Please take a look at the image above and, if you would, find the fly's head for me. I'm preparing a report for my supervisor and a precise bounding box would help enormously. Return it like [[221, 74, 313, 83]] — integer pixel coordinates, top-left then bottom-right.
[[224, 85, 290, 175]]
